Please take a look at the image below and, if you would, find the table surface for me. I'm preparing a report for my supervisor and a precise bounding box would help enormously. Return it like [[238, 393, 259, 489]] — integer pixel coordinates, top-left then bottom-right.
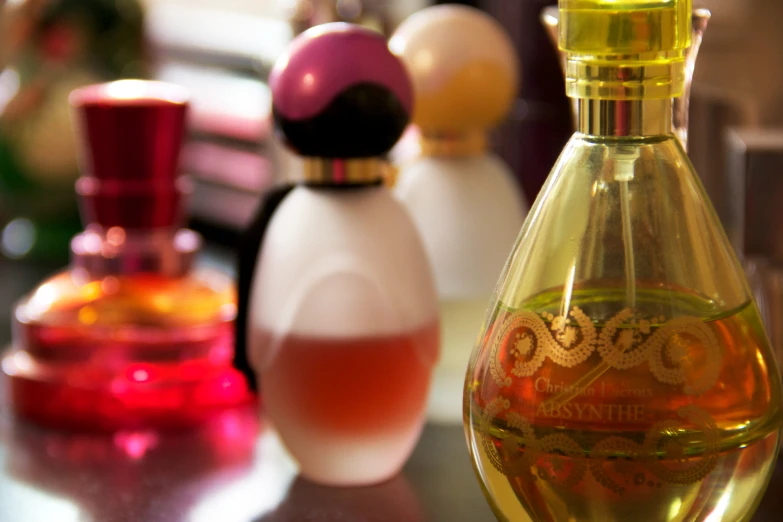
[[1, 254, 782, 522]]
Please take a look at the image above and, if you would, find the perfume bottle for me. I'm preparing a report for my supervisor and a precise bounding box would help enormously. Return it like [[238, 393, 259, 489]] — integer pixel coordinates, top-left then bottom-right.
[[247, 23, 439, 486], [390, 5, 527, 424], [1, 80, 251, 432], [464, 1, 783, 521]]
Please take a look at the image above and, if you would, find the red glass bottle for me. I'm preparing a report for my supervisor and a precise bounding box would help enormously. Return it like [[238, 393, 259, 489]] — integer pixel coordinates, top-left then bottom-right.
[[1, 80, 251, 432]]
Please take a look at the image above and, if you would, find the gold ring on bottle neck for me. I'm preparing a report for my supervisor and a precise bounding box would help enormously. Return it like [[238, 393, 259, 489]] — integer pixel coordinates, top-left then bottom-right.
[[577, 99, 674, 138], [420, 130, 487, 157], [302, 157, 392, 185]]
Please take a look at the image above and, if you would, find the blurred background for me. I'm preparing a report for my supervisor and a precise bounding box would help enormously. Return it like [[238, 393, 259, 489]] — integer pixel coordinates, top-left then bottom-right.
[[0, 0, 780, 260]]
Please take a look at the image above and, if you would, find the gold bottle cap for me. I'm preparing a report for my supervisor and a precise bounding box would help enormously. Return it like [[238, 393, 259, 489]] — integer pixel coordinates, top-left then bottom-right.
[[390, 5, 519, 156], [559, 0, 693, 100]]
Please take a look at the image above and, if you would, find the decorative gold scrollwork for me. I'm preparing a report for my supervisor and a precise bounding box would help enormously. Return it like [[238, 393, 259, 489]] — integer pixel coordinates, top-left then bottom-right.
[[480, 397, 587, 486], [585, 404, 719, 493], [589, 436, 641, 495], [480, 396, 519, 475], [490, 307, 722, 394], [479, 400, 720, 493], [642, 404, 719, 484], [649, 318, 722, 396], [599, 313, 721, 395], [489, 307, 598, 386]]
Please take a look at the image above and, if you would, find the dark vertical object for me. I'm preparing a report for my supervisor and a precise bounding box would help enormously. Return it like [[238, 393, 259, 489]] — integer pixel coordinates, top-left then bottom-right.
[[480, 0, 574, 202], [234, 184, 296, 391], [687, 89, 744, 241]]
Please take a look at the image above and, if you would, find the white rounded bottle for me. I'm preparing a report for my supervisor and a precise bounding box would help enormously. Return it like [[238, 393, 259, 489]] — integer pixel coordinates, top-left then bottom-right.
[[247, 23, 439, 486], [390, 5, 528, 424]]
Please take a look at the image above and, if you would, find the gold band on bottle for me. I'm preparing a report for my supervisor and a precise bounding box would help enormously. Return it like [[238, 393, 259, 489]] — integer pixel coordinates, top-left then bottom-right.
[[303, 158, 391, 185], [577, 99, 673, 138], [420, 131, 487, 157], [566, 61, 686, 101]]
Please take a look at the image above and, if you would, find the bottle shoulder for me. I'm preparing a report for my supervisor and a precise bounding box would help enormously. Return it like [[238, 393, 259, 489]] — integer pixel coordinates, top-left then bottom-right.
[[392, 155, 527, 298], [249, 185, 438, 337], [501, 132, 750, 313], [394, 154, 527, 226], [16, 267, 235, 328], [396, 154, 521, 192], [561, 133, 686, 167], [264, 185, 429, 261]]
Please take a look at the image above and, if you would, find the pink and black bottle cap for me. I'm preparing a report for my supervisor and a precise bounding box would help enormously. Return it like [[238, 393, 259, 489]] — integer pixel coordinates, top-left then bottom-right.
[[270, 23, 414, 159], [69, 80, 190, 230]]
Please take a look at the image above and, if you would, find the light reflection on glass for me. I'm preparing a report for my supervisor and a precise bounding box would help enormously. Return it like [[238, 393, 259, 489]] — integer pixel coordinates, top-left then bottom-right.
[[1, 404, 259, 522], [704, 482, 734, 522], [667, 498, 683, 521], [24, 281, 59, 318], [189, 431, 297, 522], [113, 431, 159, 460], [0, 447, 81, 522], [0, 69, 21, 113], [1, 218, 36, 259]]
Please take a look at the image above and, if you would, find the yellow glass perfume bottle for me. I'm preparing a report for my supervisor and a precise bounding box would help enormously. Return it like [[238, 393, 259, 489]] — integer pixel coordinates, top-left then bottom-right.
[[464, 2, 783, 522]]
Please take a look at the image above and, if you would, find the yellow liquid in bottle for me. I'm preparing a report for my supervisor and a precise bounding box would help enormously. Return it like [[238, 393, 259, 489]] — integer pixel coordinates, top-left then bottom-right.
[[466, 287, 782, 522]]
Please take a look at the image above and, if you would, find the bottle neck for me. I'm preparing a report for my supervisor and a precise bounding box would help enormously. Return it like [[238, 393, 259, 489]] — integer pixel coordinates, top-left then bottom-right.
[[71, 227, 200, 280], [577, 99, 674, 138], [419, 131, 487, 157], [303, 158, 392, 185]]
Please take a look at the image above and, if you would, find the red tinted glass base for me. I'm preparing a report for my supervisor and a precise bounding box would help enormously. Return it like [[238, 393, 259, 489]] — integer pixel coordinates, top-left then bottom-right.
[[4, 349, 253, 432], [3, 315, 253, 432]]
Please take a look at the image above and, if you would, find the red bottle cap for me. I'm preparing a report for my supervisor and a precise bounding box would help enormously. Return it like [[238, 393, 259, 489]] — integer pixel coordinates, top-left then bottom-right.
[[70, 80, 190, 230]]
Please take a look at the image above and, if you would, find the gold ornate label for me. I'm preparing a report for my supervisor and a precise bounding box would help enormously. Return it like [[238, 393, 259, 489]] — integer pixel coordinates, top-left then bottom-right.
[[478, 307, 723, 492], [489, 307, 721, 396], [481, 397, 719, 494]]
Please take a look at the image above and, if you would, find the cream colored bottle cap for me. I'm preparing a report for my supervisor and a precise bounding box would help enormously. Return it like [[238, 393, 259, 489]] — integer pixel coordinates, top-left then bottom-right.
[[390, 5, 520, 143]]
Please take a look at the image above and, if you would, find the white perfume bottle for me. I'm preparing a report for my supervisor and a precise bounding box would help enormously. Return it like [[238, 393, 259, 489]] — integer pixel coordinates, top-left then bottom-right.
[[247, 23, 439, 486], [390, 5, 527, 424]]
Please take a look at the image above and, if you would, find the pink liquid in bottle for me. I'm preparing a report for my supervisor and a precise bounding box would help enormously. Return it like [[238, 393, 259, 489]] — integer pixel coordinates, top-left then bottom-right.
[[261, 320, 439, 485]]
